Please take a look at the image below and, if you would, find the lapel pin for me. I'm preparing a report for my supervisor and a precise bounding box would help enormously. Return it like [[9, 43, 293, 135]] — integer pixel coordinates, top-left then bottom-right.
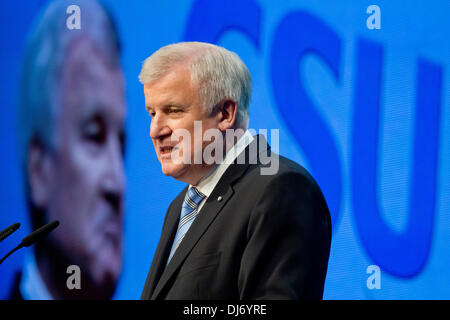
[[217, 196, 223, 202]]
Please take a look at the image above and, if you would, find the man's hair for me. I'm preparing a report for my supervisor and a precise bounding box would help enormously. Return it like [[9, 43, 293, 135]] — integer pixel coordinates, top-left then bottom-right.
[[17, 0, 121, 199], [138, 42, 252, 128]]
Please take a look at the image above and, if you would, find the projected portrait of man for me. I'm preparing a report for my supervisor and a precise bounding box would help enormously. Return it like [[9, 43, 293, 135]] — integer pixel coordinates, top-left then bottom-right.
[[10, 0, 126, 300]]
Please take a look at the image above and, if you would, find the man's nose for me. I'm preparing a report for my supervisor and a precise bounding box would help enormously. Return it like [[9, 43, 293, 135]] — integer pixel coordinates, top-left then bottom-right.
[[150, 114, 171, 140], [102, 136, 125, 212]]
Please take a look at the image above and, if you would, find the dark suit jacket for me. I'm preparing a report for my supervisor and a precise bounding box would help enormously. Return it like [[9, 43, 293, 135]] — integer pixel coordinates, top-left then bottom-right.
[[141, 135, 331, 300]]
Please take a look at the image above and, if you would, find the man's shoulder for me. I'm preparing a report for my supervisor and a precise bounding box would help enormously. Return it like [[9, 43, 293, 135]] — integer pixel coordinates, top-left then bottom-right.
[[243, 153, 320, 191], [276, 154, 313, 177]]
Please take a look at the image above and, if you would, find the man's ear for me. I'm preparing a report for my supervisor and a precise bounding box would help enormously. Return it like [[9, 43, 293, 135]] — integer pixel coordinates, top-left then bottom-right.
[[27, 140, 54, 209], [217, 99, 238, 131]]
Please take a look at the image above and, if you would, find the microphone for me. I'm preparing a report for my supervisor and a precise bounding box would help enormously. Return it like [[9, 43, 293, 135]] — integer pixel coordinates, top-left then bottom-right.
[[0, 222, 21, 242], [20, 220, 59, 247], [0, 220, 59, 264]]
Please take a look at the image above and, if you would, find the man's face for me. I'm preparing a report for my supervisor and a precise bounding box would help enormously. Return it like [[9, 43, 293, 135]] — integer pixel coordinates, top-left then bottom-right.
[[144, 64, 220, 184], [45, 37, 125, 292]]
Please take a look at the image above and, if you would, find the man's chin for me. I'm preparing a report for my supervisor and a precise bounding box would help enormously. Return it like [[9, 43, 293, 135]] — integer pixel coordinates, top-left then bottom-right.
[[89, 245, 122, 290], [161, 163, 186, 179], [88, 261, 120, 295]]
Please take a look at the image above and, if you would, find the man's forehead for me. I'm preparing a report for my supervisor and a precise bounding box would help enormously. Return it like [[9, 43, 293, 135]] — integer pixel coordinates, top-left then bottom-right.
[[143, 69, 194, 108], [61, 48, 125, 123], [144, 65, 189, 89]]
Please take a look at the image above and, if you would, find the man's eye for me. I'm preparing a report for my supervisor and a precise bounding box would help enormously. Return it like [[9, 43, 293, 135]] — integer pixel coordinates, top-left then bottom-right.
[[169, 109, 181, 114], [119, 130, 126, 156], [83, 116, 106, 144]]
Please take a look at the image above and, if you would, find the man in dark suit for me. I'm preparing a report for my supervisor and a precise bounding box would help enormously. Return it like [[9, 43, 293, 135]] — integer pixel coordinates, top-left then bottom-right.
[[139, 42, 331, 299]]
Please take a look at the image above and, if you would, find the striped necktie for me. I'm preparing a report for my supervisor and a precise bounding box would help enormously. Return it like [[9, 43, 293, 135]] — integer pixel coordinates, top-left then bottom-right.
[[167, 186, 206, 265]]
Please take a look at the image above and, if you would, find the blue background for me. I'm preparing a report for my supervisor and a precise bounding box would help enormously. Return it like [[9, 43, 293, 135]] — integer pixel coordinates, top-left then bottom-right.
[[1, 0, 449, 299]]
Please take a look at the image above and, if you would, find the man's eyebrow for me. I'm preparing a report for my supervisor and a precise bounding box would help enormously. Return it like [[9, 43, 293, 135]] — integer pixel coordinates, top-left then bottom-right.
[[163, 103, 187, 109], [145, 103, 188, 113]]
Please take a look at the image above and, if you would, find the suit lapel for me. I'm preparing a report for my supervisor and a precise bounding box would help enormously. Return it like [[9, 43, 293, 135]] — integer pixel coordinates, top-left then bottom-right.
[[151, 135, 270, 299], [152, 181, 235, 299]]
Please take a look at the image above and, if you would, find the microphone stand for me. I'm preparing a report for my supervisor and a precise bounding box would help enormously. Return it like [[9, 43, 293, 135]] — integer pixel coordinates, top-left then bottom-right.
[[0, 243, 23, 264]]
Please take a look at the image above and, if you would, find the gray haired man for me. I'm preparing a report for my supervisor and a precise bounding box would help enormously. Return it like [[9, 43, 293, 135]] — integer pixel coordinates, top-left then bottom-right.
[[140, 42, 331, 299]]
